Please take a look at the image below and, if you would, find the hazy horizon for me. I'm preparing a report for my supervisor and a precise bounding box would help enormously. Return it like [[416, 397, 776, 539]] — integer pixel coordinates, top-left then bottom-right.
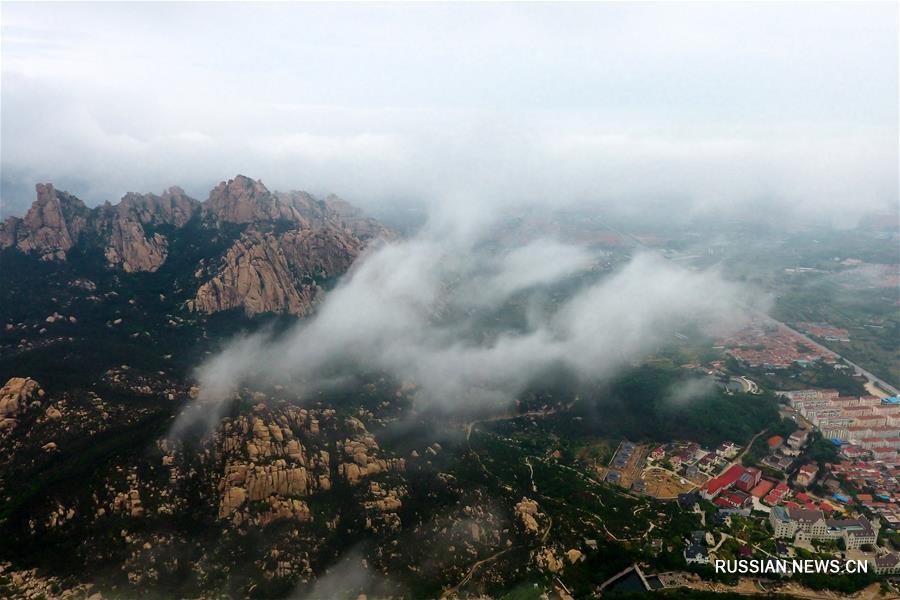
[[2, 2, 898, 227]]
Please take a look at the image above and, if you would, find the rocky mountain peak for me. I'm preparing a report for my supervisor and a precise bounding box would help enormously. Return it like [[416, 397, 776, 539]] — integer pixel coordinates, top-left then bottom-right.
[[0, 183, 89, 260], [161, 186, 195, 213], [277, 190, 394, 242], [204, 175, 304, 225], [2, 176, 393, 316], [113, 188, 198, 228]]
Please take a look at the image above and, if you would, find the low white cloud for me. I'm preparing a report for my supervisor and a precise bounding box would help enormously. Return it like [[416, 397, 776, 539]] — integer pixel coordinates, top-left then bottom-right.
[[291, 547, 401, 600], [177, 209, 766, 434], [664, 377, 718, 407]]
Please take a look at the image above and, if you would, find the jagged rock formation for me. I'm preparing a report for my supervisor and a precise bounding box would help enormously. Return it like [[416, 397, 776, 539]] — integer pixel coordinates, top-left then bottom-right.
[[210, 402, 406, 530], [536, 547, 564, 573], [96, 187, 198, 272], [204, 176, 304, 225], [215, 404, 332, 526], [1, 175, 391, 316], [277, 190, 395, 242], [191, 227, 360, 317], [337, 432, 406, 486], [514, 497, 543, 535], [0, 377, 44, 432], [1, 184, 89, 260]]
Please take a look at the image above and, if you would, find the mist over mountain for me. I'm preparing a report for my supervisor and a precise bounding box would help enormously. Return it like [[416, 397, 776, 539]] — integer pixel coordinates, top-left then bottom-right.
[[190, 216, 762, 426]]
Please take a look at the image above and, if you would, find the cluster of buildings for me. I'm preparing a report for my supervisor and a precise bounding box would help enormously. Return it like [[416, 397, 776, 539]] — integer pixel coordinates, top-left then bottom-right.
[[701, 464, 754, 506], [668, 359, 900, 578], [795, 322, 851, 342], [781, 389, 900, 462], [611, 441, 637, 470], [697, 462, 832, 514], [720, 323, 835, 369], [825, 461, 900, 529], [769, 505, 900, 575], [757, 429, 812, 474], [648, 441, 739, 480], [605, 441, 638, 485], [695, 429, 840, 516], [771, 389, 900, 575]]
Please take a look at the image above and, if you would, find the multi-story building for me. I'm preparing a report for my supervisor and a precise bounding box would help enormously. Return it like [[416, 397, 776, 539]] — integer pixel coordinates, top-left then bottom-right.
[[769, 507, 880, 550], [873, 553, 900, 575], [783, 390, 900, 445], [787, 430, 809, 450], [794, 463, 818, 487]]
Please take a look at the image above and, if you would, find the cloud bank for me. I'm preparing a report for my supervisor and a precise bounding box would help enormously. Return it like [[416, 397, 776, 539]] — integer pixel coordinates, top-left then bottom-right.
[[2, 3, 897, 225]]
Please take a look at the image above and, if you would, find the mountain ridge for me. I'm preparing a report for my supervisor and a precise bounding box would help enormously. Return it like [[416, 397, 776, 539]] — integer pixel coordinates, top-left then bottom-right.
[[1, 175, 393, 317]]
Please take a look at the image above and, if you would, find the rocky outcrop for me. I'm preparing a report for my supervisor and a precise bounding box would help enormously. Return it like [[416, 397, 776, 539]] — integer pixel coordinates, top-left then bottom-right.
[[211, 403, 406, 532], [112, 489, 145, 518], [0, 377, 44, 431], [0, 182, 191, 271], [222, 461, 313, 503], [215, 406, 332, 524], [536, 547, 564, 573], [514, 497, 542, 535], [321, 194, 396, 242], [0, 561, 98, 600], [190, 231, 316, 317], [1, 184, 89, 260], [256, 497, 312, 527], [337, 432, 405, 486], [219, 486, 247, 518], [190, 227, 360, 316], [104, 226, 169, 273]]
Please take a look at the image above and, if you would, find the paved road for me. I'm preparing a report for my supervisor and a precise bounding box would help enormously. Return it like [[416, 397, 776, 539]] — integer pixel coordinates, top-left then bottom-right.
[[758, 313, 899, 396]]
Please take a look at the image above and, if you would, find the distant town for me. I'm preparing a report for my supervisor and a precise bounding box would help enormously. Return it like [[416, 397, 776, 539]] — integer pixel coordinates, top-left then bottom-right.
[[597, 318, 900, 594]]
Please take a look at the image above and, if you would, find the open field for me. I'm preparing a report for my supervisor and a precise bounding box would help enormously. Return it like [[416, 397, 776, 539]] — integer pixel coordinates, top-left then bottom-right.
[[640, 466, 701, 499]]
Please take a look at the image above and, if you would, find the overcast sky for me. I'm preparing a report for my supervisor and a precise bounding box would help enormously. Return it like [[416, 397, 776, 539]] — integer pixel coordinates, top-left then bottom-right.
[[2, 2, 897, 223]]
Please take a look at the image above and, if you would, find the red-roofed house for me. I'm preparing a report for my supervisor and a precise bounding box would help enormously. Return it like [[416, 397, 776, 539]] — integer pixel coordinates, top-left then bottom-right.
[[719, 489, 752, 509], [750, 480, 775, 498], [701, 464, 746, 500], [767, 435, 784, 450], [735, 467, 762, 492]]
